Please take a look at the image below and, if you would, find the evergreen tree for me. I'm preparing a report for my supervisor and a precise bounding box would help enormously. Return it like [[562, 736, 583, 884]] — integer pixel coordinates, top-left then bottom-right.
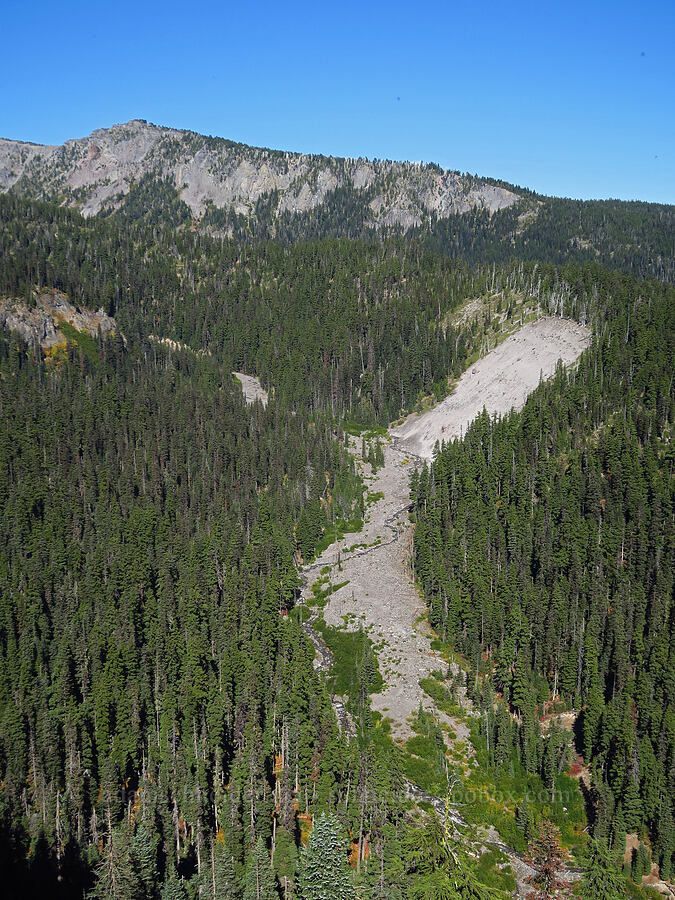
[[296, 814, 354, 900], [635, 841, 650, 880], [525, 822, 572, 899], [403, 813, 506, 900], [657, 796, 673, 880], [578, 838, 625, 900], [160, 875, 188, 900], [131, 825, 159, 900], [515, 795, 535, 844], [243, 837, 280, 900], [272, 826, 297, 899], [91, 827, 142, 900], [204, 839, 241, 899]]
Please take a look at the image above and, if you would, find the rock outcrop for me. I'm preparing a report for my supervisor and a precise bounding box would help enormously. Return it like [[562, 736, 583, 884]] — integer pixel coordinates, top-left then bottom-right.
[[0, 120, 520, 228], [0, 290, 116, 349]]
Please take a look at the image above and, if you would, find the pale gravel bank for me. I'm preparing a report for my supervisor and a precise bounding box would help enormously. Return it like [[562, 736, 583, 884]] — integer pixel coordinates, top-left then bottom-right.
[[233, 372, 268, 406], [302, 317, 591, 745], [391, 317, 591, 460], [302, 440, 460, 743]]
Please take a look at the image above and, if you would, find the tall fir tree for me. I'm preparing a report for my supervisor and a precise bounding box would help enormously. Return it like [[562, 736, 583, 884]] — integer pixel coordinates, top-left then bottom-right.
[[296, 814, 354, 900], [578, 838, 625, 900], [131, 825, 159, 900], [243, 837, 279, 900], [161, 875, 188, 900], [525, 822, 572, 899], [203, 839, 241, 899], [92, 827, 142, 900]]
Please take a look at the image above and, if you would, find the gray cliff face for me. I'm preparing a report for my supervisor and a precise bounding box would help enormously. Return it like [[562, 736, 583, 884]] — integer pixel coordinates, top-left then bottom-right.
[[0, 291, 116, 349], [0, 120, 520, 227]]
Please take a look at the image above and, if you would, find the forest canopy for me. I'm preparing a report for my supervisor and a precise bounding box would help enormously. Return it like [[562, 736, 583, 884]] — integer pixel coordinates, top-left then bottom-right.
[[0, 187, 672, 899]]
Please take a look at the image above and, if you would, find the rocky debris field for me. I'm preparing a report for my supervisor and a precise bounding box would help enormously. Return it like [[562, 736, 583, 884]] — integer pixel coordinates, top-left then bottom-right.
[[302, 440, 458, 741], [392, 317, 591, 459], [233, 372, 268, 406], [303, 316, 591, 744]]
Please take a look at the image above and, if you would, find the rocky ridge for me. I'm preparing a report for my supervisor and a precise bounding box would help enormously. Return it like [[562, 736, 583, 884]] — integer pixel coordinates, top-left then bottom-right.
[[0, 120, 520, 228]]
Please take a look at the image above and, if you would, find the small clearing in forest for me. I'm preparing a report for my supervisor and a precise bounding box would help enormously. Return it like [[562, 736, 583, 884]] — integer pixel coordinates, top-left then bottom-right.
[[233, 371, 268, 406]]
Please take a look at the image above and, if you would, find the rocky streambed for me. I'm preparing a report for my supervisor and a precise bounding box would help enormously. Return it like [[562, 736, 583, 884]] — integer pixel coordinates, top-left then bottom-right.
[[298, 317, 592, 895]]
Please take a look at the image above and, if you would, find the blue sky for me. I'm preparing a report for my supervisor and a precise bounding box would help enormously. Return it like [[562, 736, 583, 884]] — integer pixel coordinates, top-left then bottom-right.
[[2, 0, 674, 203]]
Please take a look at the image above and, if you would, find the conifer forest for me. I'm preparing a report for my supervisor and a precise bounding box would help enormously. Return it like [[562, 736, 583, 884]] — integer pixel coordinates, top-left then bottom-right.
[[0, 163, 673, 900]]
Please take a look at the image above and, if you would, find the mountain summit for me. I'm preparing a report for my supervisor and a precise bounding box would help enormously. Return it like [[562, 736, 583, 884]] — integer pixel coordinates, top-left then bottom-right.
[[0, 119, 519, 227]]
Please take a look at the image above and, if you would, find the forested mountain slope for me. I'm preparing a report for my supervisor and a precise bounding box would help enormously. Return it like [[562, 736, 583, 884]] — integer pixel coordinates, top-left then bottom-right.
[[0, 195, 535, 898], [422, 196, 675, 283], [412, 271, 674, 879], [0, 171, 672, 899], [0, 193, 570, 423], [0, 299, 374, 898], [1, 121, 673, 283]]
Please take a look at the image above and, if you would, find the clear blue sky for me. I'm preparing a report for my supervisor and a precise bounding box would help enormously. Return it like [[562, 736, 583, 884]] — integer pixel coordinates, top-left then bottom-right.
[[3, 0, 674, 203]]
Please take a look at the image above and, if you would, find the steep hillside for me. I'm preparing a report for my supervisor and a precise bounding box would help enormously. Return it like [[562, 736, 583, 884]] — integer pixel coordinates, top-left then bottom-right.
[[0, 289, 115, 349], [413, 276, 674, 884], [3, 120, 673, 283], [0, 120, 518, 226], [0, 138, 671, 899]]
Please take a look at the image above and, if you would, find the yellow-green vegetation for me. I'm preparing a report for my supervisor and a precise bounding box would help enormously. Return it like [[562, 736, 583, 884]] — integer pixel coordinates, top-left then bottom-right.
[[461, 719, 587, 854], [475, 849, 516, 896], [314, 618, 383, 703], [341, 419, 389, 440], [405, 629, 586, 857], [309, 577, 350, 608], [340, 535, 381, 553], [43, 340, 68, 368], [401, 706, 458, 795], [310, 516, 363, 559], [415, 634, 587, 854], [58, 321, 100, 365], [428, 636, 472, 674], [624, 882, 663, 900], [419, 674, 464, 718]]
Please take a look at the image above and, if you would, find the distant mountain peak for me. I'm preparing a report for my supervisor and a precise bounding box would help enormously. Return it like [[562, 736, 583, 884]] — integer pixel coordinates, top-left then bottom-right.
[[0, 120, 520, 226]]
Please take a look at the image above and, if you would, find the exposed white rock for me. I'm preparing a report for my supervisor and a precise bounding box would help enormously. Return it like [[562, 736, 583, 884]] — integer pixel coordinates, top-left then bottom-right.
[[392, 317, 591, 459], [233, 372, 268, 406], [0, 120, 520, 226]]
